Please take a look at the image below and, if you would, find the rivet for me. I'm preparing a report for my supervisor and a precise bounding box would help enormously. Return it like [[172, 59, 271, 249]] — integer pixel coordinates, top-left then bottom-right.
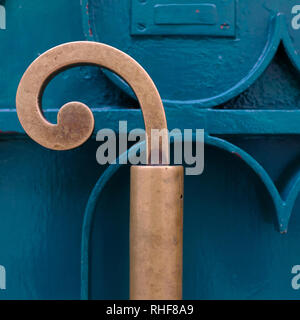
[[137, 23, 146, 31]]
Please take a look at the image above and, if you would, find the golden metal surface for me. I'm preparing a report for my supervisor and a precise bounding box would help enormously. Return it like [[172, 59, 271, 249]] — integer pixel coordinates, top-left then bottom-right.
[[16, 41, 183, 300], [16, 41, 168, 161], [130, 166, 184, 300]]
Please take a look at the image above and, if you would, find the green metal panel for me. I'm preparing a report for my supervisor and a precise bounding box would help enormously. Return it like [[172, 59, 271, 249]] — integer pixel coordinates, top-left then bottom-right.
[[0, 0, 300, 300], [85, 0, 300, 108]]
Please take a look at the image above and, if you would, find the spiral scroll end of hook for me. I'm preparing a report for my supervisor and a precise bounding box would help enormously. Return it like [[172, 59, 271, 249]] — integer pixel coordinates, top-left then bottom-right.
[[55, 101, 95, 150]]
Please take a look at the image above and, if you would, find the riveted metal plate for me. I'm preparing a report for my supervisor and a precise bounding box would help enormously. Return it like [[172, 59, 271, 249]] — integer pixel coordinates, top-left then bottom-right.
[[131, 0, 236, 36]]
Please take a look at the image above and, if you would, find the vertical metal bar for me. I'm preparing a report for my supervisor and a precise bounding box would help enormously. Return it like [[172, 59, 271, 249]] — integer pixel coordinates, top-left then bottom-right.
[[130, 166, 184, 300]]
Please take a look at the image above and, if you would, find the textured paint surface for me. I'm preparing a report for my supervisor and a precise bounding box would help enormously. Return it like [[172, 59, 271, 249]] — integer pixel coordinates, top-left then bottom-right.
[[0, 0, 135, 110], [0, 1, 299, 110], [84, 0, 300, 108], [131, 1, 236, 36], [1, 124, 300, 299], [0, 0, 300, 300]]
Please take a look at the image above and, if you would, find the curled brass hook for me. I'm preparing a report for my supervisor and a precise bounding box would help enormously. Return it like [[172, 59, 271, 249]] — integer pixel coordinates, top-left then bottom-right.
[[16, 41, 169, 163]]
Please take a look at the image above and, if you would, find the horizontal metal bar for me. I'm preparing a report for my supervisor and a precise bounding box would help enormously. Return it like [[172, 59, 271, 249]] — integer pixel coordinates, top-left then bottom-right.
[[1, 108, 300, 136]]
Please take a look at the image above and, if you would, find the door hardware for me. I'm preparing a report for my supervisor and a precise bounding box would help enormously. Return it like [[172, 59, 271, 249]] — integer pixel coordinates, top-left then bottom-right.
[[16, 41, 184, 300]]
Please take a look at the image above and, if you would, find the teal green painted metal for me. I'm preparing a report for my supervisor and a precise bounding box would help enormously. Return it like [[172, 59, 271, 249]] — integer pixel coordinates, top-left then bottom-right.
[[3, 131, 300, 299], [131, 1, 236, 37], [79, 134, 300, 299], [83, 0, 300, 108], [0, 0, 299, 110], [0, 0, 135, 110], [0, 0, 300, 300]]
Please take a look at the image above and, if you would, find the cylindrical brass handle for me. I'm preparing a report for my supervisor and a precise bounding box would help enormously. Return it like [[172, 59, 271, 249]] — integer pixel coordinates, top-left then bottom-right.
[[131, 166, 184, 300], [16, 41, 183, 300]]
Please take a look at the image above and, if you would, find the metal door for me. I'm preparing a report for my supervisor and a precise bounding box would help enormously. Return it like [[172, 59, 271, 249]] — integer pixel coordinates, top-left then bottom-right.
[[1, 0, 300, 299]]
